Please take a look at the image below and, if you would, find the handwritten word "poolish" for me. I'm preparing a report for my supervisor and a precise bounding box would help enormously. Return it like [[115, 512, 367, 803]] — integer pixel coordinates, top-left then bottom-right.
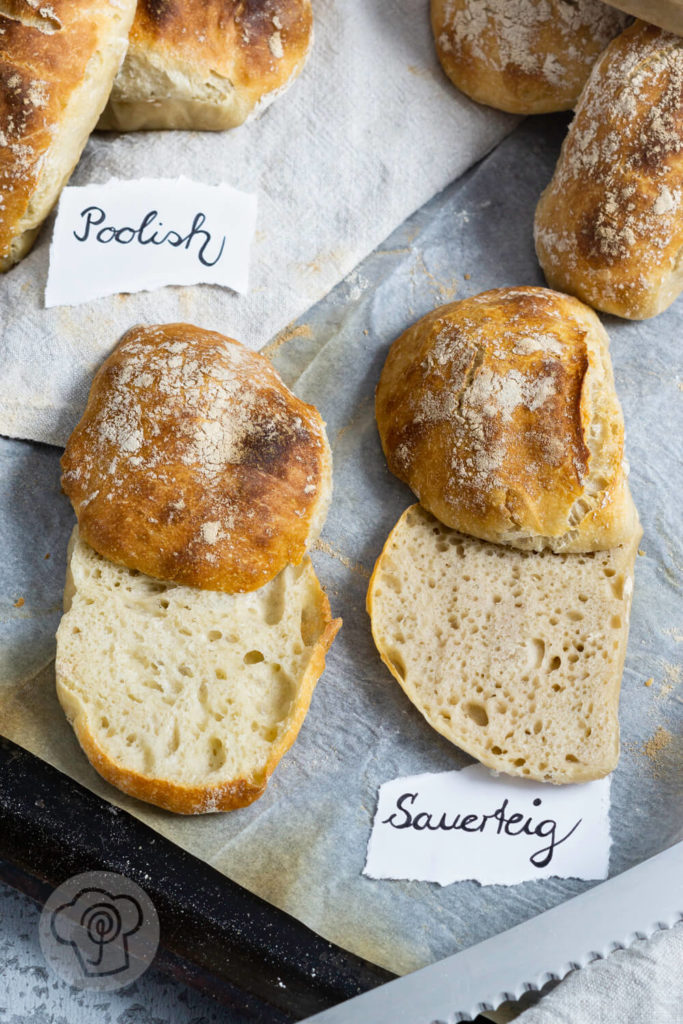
[[383, 792, 582, 868], [73, 207, 226, 267]]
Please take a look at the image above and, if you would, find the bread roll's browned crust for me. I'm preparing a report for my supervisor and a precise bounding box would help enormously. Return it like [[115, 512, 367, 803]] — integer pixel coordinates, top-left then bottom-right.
[[61, 323, 332, 594], [376, 288, 638, 553], [535, 21, 683, 319], [99, 0, 313, 131], [431, 0, 630, 115], [0, 0, 137, 270]]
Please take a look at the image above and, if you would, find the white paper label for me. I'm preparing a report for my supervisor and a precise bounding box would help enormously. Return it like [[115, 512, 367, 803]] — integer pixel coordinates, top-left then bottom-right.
[[364, 765, 611, 886], [45, 177, 258, 308]]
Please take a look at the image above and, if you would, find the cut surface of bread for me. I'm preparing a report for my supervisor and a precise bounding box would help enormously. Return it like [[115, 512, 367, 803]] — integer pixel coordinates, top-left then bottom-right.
[[376, 288, 638, 554], [61, 323, 332, 594], [535, 21, 683, 319], [431, 0, 630, 115], [0, 0, 137, 270], [99, 0, 313, 131], [56, 528, 340, 814], [367, 504, 641, 784]]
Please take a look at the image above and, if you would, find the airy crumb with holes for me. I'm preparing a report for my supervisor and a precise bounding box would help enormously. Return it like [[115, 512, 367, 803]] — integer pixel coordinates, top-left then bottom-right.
[[367, 504, 640, 784], [56, 528, 340, 814]]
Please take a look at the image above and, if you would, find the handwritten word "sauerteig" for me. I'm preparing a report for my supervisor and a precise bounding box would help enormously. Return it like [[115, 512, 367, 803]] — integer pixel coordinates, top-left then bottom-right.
[[383, 792, 581, 868], [73, 207, 226, 267]]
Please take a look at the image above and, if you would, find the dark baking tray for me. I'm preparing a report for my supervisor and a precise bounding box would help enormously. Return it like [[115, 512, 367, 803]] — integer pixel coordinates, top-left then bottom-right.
[[0, 735, 396, 1022]]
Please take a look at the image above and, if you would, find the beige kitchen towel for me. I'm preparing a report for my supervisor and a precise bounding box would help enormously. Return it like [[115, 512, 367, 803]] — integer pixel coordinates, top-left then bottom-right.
[[607, 0, 683, 34], [0, 0, 514, 447]]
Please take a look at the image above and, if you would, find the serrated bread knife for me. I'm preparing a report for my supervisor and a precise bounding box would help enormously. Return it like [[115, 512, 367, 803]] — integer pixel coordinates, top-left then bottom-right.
[[303, 842, 683, 1024]]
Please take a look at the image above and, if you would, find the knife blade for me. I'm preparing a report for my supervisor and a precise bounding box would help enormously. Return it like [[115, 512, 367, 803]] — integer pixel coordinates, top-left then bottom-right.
[[302, 841, 683, 1024]]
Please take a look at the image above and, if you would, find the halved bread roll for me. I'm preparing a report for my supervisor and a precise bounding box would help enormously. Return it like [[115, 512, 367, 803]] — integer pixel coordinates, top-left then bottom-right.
[[376, 287, 638, 554], [56, 528, 340, 814], [535, 21, 683, 319], [99, 0, 313, 132], [431, 0, 630, 115], [367, 505, 640, 784]]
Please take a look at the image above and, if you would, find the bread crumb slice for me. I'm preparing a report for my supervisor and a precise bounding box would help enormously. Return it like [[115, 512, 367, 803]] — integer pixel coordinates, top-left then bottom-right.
[[56, 528, 340, 813], [367, 504, 640, 784]]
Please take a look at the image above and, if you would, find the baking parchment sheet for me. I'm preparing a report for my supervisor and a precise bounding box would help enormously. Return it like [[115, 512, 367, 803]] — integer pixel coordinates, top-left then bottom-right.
[[1, 116, 681, 977], [0, 0, 513, 448]]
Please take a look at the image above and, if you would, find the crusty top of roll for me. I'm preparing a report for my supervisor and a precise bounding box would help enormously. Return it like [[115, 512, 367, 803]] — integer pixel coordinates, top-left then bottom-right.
[[535, 21, 683, 320], [0, 0, 136, 270], [61, 324, 332, 594], [376, 287, 638, 554], [431, 0, 630, 115], [99, 0, 313, 131], [129, 0, 311, 83]]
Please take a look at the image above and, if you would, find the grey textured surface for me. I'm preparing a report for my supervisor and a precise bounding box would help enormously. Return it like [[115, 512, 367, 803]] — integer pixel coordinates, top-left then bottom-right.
[[0, 881, 234, 1023], [0, 114, 681, 1009]]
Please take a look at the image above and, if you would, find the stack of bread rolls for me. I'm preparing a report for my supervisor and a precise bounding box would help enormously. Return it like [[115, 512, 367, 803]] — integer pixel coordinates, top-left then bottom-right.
[[368, 287, 641, 784], [433, 4, 683, 320], [0, 0, 313, 270], [57, 323, 340, 813]]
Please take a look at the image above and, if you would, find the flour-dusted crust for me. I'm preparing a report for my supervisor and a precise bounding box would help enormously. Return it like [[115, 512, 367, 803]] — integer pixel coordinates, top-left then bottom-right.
[[57, 529, 340, 814], [535, 21, 683, 319], [61, 323, 332, 593], [376, 287, 639, 553], [431, 0, 630, 115], [367, 505, 640, 784], [0, 0, 137, 271], [99, 0, 313, 131]]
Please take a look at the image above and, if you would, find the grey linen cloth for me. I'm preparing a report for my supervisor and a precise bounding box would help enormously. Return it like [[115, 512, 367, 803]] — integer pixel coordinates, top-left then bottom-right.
[[514, 924, 683, 1023]]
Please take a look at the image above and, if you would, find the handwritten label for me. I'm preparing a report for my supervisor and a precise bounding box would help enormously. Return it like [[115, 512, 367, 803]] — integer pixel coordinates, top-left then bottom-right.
[[364, 765, 611, 886], [45, 178, 257, 308]]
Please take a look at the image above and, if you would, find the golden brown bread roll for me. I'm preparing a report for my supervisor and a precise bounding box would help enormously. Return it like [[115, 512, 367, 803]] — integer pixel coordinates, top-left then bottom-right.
[[99, 0, 313, 132], [535, 21, 683, 319], [375, 287, 639, 554], [0, 0, 137, 271], [61, 323, 332, 593], [431, 0, 630, 115]]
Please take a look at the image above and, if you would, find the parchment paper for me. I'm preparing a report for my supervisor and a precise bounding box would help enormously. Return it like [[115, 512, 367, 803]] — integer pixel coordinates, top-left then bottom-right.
[[0, 0, 514, 448], [1, 116, 681, 977]]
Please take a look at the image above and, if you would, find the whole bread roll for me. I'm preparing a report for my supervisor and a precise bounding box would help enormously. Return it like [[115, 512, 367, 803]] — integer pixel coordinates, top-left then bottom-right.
[[376, 287, 639, 554], [99, 0, 313, 132], [431, 0, 630, 115], [0, 0, 137, 271], [61, 323, 332, 594], [535, 21, 683, 319]]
